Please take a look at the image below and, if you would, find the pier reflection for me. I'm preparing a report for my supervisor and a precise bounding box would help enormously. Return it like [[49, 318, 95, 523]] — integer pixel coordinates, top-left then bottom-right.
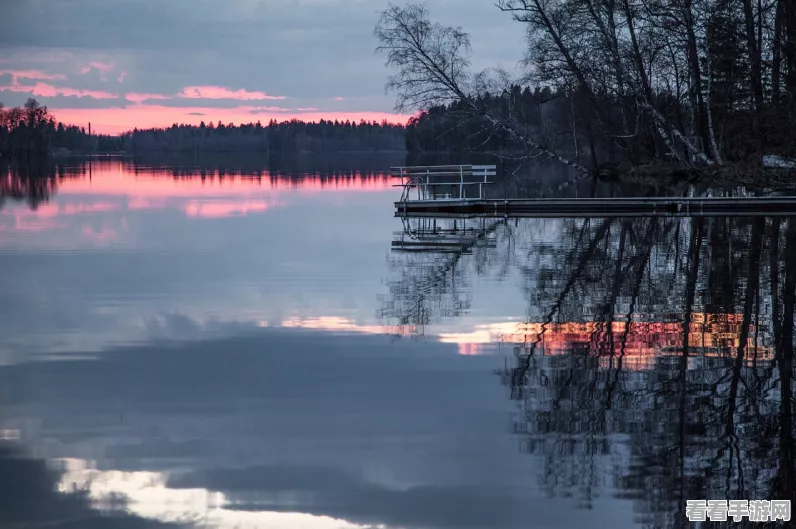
[[379, 216, 508, 335]]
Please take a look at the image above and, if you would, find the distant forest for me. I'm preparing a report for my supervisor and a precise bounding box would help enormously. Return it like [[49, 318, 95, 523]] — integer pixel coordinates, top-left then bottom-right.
[[405, 85, 575, 153], [1, 93, 594, 158], [0, 99, 121, 156], [374, 2, 796, 183], [0, 98, 406, 156]]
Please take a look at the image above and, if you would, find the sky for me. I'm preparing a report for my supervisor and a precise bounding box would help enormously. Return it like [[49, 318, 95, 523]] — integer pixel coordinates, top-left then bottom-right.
[[0, 0, 526, 134]]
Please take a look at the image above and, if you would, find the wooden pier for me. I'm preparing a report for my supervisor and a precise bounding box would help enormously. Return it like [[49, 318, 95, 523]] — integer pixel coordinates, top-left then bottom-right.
[[395, 196, 796, 218], [391, 165, 796, 218]]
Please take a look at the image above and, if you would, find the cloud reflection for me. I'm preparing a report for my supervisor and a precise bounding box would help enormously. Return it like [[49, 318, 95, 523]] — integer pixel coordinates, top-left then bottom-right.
[[0, 329, 635, 529], [57, 459, 373, 529]]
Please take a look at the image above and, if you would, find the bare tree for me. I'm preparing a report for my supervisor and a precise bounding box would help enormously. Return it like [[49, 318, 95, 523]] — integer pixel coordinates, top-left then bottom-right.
[[375, 3, 591, 174]]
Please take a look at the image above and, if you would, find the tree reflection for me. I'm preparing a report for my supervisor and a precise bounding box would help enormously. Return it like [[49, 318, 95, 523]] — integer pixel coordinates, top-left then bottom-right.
[[0, 159, 74, 211], [378, 216, 508, 335], [501, 215, 795, 528], [380, 211, 795, 527]]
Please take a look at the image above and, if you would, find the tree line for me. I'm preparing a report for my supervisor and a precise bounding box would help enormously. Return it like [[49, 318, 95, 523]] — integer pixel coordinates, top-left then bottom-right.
[[405, 84, 582, 153], [0, 99, 119, 156], [0, 98, 406, 156], [375, 2, 796, 180], [123, 118, 405, 153]]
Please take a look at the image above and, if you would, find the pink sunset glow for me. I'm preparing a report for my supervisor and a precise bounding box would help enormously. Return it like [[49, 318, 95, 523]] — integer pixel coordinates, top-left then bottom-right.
[[0, 75, 409, 133], [49, 105, 411, 134]]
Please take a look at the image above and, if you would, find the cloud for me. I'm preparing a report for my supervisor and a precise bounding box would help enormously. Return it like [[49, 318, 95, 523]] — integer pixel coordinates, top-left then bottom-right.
[[0, 81, 118, 100], [79, 60, 116, 77], [0, 0, 526, 130], [0, 69, 67, 83], [186, 111, 205, 116], [125, 92, 169, 103], [178, 86, 287, 101], [121, 87, 287, 106], [246, 106, 295, 114]]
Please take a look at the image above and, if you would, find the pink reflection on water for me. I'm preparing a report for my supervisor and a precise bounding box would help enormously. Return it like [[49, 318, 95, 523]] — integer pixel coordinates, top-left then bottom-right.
[[54, 164, 392, 199], [13, 217, 67, 232], [457, 343, 484, 356], [183, 199, 274, 218], [0, 161, 393, 241], [82, 224, 118, 242], [62, 202, 119, 215], [18, 203, 60, 218]]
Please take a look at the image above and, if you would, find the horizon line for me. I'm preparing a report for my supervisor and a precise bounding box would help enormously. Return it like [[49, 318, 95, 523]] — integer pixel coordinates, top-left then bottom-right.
[[0, 100, 414, 136]]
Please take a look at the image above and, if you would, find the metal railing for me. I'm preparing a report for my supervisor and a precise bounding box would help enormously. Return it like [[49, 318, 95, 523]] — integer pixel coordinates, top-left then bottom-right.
[[391, 165, 497, 202]]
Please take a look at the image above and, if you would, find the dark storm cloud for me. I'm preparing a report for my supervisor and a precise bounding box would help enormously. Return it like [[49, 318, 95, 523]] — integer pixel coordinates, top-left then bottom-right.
[[0, 0, 525, 111]]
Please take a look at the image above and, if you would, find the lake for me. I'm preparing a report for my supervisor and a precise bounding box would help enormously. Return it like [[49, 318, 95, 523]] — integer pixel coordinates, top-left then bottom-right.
[[1, 156, 794, 529]]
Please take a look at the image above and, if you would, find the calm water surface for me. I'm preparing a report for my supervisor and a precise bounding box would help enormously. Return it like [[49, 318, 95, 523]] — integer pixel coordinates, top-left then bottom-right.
[[0, 157, 794, 529]]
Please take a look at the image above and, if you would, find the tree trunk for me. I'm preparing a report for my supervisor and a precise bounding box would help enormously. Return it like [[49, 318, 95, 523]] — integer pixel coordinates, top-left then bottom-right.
[[773, 0, 784, 106], [741, 0, 764, 110], [683, 1, 712, 158]]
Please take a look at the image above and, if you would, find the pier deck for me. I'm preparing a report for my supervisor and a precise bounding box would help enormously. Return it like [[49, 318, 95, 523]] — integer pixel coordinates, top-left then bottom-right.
[[394, 196, 796, 218]]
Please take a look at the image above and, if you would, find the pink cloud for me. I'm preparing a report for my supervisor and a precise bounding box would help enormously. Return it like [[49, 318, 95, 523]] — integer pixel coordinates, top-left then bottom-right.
[[178, 85, 287, 101], [0, 69, 67, 83], [331, 97, 345, 101], [247, 106, 295, 114], [0, 82, 118, 99], [79, 61, 115, 75], [118, 71, 128, 84], [125, 92, 168, 104], [296, 107, 318, 111]]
